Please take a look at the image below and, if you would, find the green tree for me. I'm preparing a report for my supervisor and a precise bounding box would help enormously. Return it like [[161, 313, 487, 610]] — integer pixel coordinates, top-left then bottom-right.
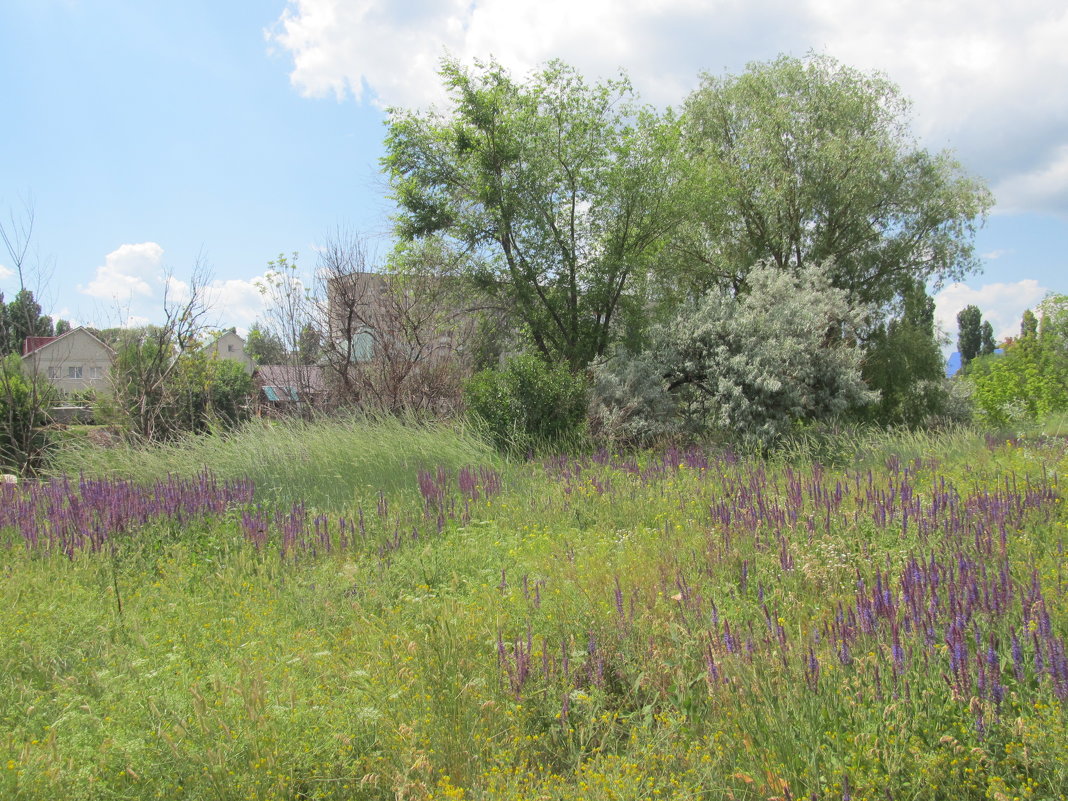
[[245, 322, 286, 365], [384, 57, 681, 369], [1, 203, 57, 473], [465, 354, 588, 453], [676, 54, 992, 310], [169, 353, 253, 434], [6, 289, 54, 354], [0, 354, 54, 471], [297, 323, 321, 366], [862, 279, 949, 426], [0, 292, 9, 354], [980, 321, 996, 356], [1021, 309, 1039, 339], [957, 305, 983, 366], [968, 301, 1068, 426], [108, 265, 211, 440]]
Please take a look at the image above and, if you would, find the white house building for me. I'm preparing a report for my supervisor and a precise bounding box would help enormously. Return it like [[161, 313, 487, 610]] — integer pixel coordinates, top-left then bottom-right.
[[21, 327, 115, 394], [201, 330, 255, 374]]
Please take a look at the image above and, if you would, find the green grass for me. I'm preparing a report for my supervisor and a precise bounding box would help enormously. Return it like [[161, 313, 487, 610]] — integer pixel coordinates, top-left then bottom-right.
[[2, 419, 1067, 800], [46, 413, 499, 509]]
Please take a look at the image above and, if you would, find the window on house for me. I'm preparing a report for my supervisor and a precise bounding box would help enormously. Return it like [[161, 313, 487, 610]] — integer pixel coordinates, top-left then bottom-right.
[[89, 366, 103, 380], [350, 330, 375, 362], [68, 366, 82, 379], [47, 367, 59, 379], [227, 344, 235, 352]]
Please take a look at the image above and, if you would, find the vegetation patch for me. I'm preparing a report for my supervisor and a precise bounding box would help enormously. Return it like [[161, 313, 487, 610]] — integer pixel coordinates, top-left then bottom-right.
[[2, 421, 1066, 800]]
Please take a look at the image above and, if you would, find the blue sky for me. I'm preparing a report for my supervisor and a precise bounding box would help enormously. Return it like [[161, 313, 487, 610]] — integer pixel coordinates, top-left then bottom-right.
[[1, 0, 1066, 343]]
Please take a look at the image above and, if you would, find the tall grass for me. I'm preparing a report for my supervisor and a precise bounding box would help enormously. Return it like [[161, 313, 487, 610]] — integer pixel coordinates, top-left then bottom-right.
[[773, 421, 991, 467], [48, 413, 499, 509]]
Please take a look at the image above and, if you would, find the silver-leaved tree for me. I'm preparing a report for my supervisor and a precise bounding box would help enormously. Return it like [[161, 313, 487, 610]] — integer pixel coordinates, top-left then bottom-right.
[[592, 262, 877, 447]]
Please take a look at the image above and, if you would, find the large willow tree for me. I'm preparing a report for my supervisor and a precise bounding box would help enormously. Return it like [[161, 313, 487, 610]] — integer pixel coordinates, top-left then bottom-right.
[[383, 58, 682, 369], [674, 54, 993, 310]]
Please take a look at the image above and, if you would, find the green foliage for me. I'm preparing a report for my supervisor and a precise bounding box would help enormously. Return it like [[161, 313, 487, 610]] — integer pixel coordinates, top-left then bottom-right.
[[650, 261, 876, 444], [0, 353, 53, 471], [588, 348, 682, 448], [4, 288, 54, 354], [245, 322, 286, 365], [956, 304, 983, 366], [967, 297, 1068, 426], [980, 320, 996, 355], [465, 354, 588, 453], [168, 354, 254, 434], [676, 54, 992, 311], [385, 57, 681, 369], [110, 340, 253, 440], [297, 323, 321, 366], [862, 279, 957, 426]]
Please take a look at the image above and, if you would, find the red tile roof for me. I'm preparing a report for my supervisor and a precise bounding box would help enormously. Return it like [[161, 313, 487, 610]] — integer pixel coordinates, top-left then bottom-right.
[[22, 336, 59, 356]]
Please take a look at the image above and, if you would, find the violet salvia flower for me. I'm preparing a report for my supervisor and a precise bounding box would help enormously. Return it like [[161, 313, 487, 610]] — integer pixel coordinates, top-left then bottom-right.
[[706, 646, 721, 686], [1011, 629, 1024, 682]]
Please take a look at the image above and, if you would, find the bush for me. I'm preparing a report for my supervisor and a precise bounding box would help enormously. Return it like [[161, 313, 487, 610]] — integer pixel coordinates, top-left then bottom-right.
[[965, 297, 1068, 427], [465, 354, 588, 453], [588, 348, 682, 449], [0, 354, 53, 472], [653, 262, 875, 447]]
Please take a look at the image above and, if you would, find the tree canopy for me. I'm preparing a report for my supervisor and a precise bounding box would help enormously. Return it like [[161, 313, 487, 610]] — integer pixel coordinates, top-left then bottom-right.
[[967, 297, 1068, 426], [862, 279, 948, 426], [957, 305, 983, 367], [384, 58, 681, 369], [675, 54, 992, 309], [246, 322, 286, 366], [3, 289, 54, 355]]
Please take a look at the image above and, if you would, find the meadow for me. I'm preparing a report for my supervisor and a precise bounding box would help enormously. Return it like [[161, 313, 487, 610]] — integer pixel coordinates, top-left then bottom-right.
[[2, 417, 1067, 800]]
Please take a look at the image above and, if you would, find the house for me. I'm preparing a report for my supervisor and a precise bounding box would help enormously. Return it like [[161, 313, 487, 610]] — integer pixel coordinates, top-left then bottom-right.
[[253, 364, 326, 414], [201, 330, 255, 374], [21, 327, 114, 394]]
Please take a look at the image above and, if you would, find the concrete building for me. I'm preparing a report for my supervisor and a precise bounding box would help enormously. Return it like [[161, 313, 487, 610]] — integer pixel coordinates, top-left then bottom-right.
[[21, 327, 114, 394]]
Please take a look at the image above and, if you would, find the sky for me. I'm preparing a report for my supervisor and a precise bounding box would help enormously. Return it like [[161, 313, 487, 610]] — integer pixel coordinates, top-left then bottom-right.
[[1, 0, 1066, 347]]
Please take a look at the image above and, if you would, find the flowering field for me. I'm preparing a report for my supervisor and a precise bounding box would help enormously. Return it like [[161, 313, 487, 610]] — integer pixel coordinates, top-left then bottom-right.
[[1, 424, 1066, 800]]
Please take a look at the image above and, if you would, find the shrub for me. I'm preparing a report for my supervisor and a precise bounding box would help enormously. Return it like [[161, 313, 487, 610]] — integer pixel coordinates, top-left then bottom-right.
[[966, 297, 1068, 427], [588, 348, 682, 449], [655, 261, 876, 446], [0, 353, 53, 472], [465, 354, 588, 453]]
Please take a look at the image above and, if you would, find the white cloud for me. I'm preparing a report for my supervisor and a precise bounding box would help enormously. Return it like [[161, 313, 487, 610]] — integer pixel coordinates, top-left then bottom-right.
[[80, 242, 165, 300], [990, 144, 1068, 216], [121, 314, 151, 329], [269, 0, 808, 109], [164, 275, 191, 305], [205, 277, 271, 333], [934, 279, 1049, 346], [981, 249, 1012, 261], [75, 240, 289, 333], [270, 0, 1068, 215], [0, 263, 12, 282]]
